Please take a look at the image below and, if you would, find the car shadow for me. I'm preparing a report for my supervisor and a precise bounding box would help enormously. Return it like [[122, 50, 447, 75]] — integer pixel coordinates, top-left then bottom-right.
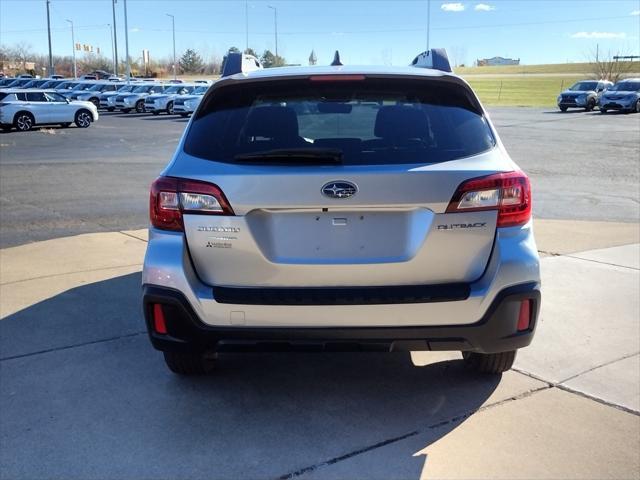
[[0, 272, 502, 479], [542, 109, 590, 115]]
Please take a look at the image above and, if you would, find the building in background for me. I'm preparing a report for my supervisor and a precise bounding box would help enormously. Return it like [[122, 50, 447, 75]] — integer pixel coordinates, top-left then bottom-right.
[[477, 56, 520, 66]]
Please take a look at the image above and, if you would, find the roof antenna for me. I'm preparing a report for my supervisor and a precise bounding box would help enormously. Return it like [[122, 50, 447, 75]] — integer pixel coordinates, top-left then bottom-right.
[[330, 50, 343, 66]]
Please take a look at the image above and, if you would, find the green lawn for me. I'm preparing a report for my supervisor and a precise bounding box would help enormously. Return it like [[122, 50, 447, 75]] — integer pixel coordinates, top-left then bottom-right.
[[455, 61, 640, 75], [463, 75, 586, 107]]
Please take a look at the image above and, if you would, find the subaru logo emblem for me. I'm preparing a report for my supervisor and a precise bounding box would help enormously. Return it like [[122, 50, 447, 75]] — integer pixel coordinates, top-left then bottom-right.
[[321, 181, 357, 199]]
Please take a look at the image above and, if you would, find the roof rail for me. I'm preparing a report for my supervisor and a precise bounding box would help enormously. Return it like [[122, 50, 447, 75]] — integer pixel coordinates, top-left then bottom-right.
[[221, 51, 264, 77], [410, 49, 452, 73]]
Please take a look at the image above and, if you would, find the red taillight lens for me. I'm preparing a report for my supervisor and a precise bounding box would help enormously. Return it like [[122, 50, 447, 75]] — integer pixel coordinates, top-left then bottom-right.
[[517, 299, 532, 331], [446, 171, 531, 228], [150, 176, 234, 231], [153, 304, 168, 334]]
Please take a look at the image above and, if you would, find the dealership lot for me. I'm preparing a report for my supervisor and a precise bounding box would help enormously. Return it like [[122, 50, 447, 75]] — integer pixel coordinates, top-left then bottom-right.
[[0, 107, 639, 479]]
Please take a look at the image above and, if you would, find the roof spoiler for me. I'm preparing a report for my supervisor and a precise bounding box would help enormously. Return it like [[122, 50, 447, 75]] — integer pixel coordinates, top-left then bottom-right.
[[221, 52, 264, 77], [410, 49, 452, 73]]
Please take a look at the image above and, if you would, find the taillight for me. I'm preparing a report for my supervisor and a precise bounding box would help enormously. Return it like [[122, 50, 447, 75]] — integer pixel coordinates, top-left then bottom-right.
[[446, 171, 531, 228], [150, 176, 234, 231]]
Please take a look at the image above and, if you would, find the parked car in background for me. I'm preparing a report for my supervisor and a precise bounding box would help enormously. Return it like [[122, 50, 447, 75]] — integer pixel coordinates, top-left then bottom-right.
[[557, 80, 612, 112], [3, 78, 33, 88], [115, 83, 165, 113], [60, 81, 98, 98], [21, 79, 51, 89], [100, 83, 135, 111], [0, 89, 98, 132], [53, 81, 80, 95], [70, 82, 121, 107], [144, 84, 196, 115], [39, 79, 66, 89], [173, 85, 208, 117], [599, 79, 640, 114]]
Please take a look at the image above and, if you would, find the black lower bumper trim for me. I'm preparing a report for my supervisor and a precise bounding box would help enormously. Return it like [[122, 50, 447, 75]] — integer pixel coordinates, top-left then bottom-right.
[[142, 283, 541, 354], [212, 283, 470, 305]]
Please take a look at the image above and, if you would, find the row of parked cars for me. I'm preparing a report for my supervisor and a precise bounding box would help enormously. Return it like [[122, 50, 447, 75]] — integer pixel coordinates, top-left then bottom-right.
[[557, 78, 640, 113], [0, 76, 213, 132]]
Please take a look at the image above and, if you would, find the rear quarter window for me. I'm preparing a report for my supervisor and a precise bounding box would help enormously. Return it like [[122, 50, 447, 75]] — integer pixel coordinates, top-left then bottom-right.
[[185, 77, 494, 166]]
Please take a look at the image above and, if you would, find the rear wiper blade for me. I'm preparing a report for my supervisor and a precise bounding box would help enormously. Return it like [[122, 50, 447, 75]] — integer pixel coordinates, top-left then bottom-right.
[[234, 148, 343, 164]]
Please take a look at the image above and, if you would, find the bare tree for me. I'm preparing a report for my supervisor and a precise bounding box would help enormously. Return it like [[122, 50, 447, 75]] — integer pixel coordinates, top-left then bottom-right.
[[588, 48, 636, 83], [12, 41, 33, 71], [449, 45, 467, 68]]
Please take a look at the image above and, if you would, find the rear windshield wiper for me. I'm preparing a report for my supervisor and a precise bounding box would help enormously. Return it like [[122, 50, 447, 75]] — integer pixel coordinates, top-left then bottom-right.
[[233, 148, 343, 164]]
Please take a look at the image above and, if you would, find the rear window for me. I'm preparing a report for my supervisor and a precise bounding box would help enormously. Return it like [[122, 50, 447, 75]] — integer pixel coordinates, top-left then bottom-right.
[[185, 78, 494, 166]]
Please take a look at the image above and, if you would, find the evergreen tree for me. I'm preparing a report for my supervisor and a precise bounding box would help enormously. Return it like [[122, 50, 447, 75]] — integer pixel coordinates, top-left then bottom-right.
[[178, 49, 204, 73]]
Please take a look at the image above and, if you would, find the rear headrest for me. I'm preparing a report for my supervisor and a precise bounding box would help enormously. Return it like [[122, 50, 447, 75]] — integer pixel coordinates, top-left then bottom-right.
[[244, 106, 299, 139], [374, 105, 430, 139]]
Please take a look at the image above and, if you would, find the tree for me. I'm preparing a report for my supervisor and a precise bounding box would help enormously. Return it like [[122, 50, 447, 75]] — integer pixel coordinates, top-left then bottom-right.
[[244, 47, 258, 57], [179, 48, 204, 74], [228, 46, 241, 54], [308, 49, 317, 65], [260, 49, 285, 68], [588, 48, 636, 83]]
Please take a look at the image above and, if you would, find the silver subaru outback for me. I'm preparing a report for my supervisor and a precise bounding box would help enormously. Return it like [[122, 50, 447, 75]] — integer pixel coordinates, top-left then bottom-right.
[[142, 50, 541, 376]]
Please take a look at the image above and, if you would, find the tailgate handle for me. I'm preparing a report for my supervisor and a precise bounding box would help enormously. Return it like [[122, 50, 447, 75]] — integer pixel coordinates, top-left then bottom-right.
[[332, 218, 347, 226]]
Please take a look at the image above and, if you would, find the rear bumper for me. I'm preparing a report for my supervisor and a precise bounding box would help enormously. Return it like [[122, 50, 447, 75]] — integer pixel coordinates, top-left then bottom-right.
[[143, 282, 540, 354]]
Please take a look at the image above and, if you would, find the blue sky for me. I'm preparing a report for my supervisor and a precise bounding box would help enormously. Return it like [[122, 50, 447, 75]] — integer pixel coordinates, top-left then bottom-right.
[[1, 0, 639, 66]]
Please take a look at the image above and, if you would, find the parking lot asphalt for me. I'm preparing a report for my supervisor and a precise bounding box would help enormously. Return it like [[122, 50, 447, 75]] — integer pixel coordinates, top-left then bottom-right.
[[0, 107, 639, 248]]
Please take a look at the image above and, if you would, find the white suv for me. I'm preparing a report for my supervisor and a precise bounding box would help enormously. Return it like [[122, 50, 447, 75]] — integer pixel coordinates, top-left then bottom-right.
[[142, 51, 540, 376], [0, 89, 98, 131]]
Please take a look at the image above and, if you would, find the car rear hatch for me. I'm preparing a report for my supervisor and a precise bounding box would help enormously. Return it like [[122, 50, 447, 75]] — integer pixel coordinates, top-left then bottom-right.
[[160, 74, 523, 289]]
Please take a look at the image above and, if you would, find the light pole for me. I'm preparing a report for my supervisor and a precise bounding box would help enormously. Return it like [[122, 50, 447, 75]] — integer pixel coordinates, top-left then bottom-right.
[[66, 19, 77, 79], [46, 0, 54, 76], [426, 0, 431, 51], [123, 0, 131, 82], [111, 0, 119, 76], [166, 14, 176, 80], [245, 0, 249, 52], [107, 24, 116, 74], [267, 5, 278, 60]]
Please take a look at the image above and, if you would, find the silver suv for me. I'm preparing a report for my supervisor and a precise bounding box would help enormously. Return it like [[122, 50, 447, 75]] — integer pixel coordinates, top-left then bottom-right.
[[143, 50, 540, 376]]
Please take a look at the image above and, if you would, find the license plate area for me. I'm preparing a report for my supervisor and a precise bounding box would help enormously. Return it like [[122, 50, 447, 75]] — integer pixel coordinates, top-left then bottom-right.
[[246, 208, 432, 264]]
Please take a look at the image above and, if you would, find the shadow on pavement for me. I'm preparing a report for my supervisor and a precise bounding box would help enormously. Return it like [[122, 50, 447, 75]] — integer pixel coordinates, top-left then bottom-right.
[[0, 273, 501, 480]]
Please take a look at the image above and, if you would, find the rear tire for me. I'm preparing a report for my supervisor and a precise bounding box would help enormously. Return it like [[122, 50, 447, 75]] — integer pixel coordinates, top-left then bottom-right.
[[166, 101, 174, 115], [163, 351, 216, 375], [559, 106, 568, 112], [462, 350, 517, 374], [135, 100, 145, 113], [635, 100, 640, 113]]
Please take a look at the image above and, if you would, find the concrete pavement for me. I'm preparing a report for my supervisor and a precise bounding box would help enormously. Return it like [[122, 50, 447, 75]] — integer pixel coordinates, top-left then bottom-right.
[[0, 219, 639, 479]]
